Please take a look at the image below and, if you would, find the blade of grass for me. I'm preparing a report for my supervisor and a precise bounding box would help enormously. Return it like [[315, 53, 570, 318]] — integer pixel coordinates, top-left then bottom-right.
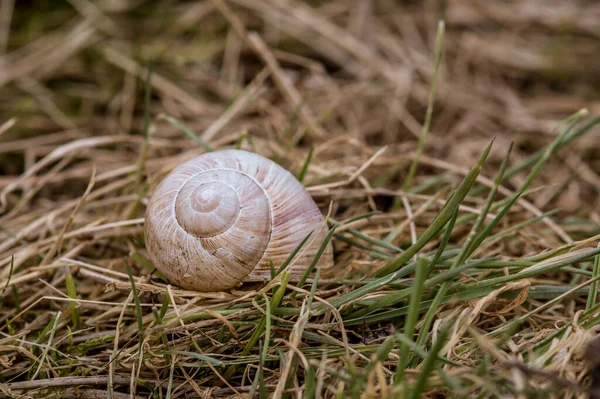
[[275, 231, 313, 276], [334, 234, 392, 259], [463, 191, 522, 260], [340, 284, 591, 327], [297, 145, 314, 183], [518, 109, 587, 195], [365, 337, 397, 377], [151, 293, 170, 328], [375, 139, 493, 278], [291, 227, 334, 296], [305, 363, 317, 399], [243, 272, 290, 355], [328, 218, 403, 253], [395, 256, 428, 384], [292, 212, 380, 299], [249, 340, 262, 397], [452, 247, 600, 296], [402, 20, 445, 190], [31, 311, 61, 380], [130, 59, 153, 213], [346, 257, 485, 320], [0, 255, 14, 309], [394, 333, 462, 368], [249, 291, 272, 399], [458, 142, 513, 263], [269, 259, 275, 279], [158, 114, 214, 152], [171, 350, 224, 367], [259, 292, 272, 399], [586, 244, 600, 311], [471, 112, 599, 196], [408, 318, 453, 399], [492, 270, 600, 339], [414, 143, 513, 352], [165, 356, 176, 399], [64, 265, 80, 330], [151, 305, 171, 366], [142, 59, 153, 140], [301, 270, 321, 397], [480, 209, 559, 247], [131, 252, 167, 282], [426, 214, 458, 281], [125, 261, 144, 350], [306, 269, 320, 310], [385, 194, 442, 244]]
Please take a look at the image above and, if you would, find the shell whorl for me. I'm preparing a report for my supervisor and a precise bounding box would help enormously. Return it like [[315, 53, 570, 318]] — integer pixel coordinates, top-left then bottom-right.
[[144, 149, 333, 292], [176, 179, 242, 237]]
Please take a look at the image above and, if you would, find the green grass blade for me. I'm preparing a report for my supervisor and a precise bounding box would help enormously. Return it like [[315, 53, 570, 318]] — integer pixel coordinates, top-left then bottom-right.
[[395, 257, 428, 384], [347, 258, 483, 320], [463, 192, 522, 259], [365, 335, 395, 374], [297, 145, 314, 182], [243, 272, 290, 355], [334, 234, 392, 259], [403, 21, 445, 190], [131, 252, 167, 282], [586, 244, 600, 311], [459, 141, 513, 262], [481, 210, 558, 246], [64, 265, 80, 329], [158, 114, 214, 152], [275, 231, 313, 276], [426, 209, 458, 278], [412, 143, 513, 352], [165, 356, 175, 399], [151, 292, 170, 328], [472, 113, 600, 196], [518, 109, 587, 194], [376, 139, 493, 278], [305, 363, 317, 399], [125, 261, 144, 349], [328, 219, 403, 253], [142, 59, 153, 140], [408, 318, 453, 399], [32, 311, 61, 380], [250, 292, 272, 399], [171, 350, 224, 367], [292, 228, 334, 298], [452, 247, 600, 296]]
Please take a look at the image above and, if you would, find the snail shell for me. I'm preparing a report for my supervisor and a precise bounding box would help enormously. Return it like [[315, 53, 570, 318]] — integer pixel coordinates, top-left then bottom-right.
[[144, 149, 333, 292]]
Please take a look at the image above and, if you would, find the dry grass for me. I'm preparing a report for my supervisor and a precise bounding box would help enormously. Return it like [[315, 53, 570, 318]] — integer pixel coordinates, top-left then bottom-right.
[[1, 1, 600, 398]]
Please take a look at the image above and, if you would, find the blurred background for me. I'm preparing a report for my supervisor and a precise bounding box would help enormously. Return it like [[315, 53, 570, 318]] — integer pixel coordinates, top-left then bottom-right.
[[1, 0, 599, 217]]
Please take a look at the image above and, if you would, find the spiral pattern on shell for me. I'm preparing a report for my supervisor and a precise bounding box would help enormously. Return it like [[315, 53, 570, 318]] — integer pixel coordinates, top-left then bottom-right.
[[144, 149, 333, 292]]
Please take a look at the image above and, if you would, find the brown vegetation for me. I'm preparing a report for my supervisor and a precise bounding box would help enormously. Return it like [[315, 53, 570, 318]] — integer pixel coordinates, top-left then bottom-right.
[[0, 1, 599, 398]]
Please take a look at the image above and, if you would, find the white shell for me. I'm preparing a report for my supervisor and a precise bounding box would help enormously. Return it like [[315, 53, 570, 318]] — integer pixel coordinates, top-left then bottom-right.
[[144, 149, 333, 292]]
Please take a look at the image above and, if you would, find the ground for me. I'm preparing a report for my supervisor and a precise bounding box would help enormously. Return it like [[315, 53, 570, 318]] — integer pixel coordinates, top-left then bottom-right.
[[0, 1, 600, 398]]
